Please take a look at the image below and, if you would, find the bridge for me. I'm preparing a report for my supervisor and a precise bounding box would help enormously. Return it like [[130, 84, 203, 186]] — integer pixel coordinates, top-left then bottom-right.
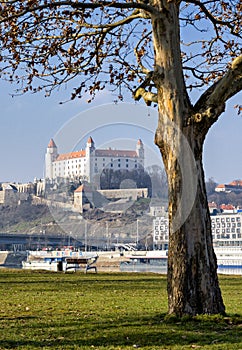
[[0, 232, 83, 251]]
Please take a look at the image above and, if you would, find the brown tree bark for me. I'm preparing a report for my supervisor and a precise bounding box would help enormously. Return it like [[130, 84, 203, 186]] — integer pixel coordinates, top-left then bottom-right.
[[159, 126, 225, 316], [151, 0, 225, 316]]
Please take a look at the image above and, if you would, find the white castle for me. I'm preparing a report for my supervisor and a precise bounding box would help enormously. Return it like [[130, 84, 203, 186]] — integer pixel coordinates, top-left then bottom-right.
[[45, 137, 144, 182]]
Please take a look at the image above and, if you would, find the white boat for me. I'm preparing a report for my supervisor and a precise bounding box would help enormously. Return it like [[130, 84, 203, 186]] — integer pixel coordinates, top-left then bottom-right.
[[22, 249, 98, 273], [120, 250, 168, 274], [120, 246, 242, 275], [22, 256, 65, 272], [214, 246, 242, 275]]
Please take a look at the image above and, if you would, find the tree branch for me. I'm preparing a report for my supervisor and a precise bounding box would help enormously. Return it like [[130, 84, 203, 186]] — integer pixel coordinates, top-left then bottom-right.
[[133, 71, 158, 105], [0, 1, 159, 23], [191, 55, 242, 125], [186, 0, 242, 39]]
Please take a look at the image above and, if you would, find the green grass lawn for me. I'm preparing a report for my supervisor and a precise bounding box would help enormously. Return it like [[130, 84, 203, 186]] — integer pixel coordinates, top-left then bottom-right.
[[0, 270, 241, 349]]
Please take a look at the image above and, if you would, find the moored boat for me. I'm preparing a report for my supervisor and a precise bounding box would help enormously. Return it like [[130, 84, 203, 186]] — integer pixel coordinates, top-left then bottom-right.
[[120, 250, 168, 274], [22, 249, 98, 272]]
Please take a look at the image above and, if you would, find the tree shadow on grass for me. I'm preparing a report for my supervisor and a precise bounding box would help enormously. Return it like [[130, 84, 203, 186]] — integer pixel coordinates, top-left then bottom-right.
[[1, 313, 242, 349]]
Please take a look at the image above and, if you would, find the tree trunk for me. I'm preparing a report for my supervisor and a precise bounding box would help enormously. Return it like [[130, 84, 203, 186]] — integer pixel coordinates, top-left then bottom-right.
[[151, 0, 225, 316], [160, 124, 225, 316]]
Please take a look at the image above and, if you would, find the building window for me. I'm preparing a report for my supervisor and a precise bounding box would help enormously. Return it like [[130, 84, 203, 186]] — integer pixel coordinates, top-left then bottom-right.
[[126, 164, 128, 168]]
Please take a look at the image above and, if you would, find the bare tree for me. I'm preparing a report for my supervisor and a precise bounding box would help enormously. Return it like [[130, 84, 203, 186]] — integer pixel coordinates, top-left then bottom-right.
[[0, 0, 241, 316]]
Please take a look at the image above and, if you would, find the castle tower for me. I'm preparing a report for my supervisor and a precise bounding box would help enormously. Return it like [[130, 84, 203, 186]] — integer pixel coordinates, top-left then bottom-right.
[[45, 138, 58, 179], [136, 139, 144, 159], [85, 136, 95, 182]]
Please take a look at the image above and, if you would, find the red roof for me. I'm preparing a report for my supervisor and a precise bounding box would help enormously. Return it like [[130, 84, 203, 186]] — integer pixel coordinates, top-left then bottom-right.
[[229, 180, 242, 187], [75, 184, 93, 193], [95, 149, 138, 158], [55, 150, 86, 161], [48, 139, 57, 148], [75, 185, 84, 193], [220, 204, 235, 210], [87, 136, 94, 144]]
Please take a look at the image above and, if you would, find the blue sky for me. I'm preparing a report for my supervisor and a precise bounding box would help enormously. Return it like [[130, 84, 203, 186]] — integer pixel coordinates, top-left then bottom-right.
[[0, 79, 241, 185]]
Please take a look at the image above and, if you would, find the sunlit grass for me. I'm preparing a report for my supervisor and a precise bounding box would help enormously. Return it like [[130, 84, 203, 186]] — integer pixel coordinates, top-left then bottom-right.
[[0, 270, 241, 349]]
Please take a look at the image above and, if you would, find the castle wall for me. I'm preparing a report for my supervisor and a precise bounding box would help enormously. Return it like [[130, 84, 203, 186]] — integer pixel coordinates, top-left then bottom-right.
[[97, 188, 148, 200]]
